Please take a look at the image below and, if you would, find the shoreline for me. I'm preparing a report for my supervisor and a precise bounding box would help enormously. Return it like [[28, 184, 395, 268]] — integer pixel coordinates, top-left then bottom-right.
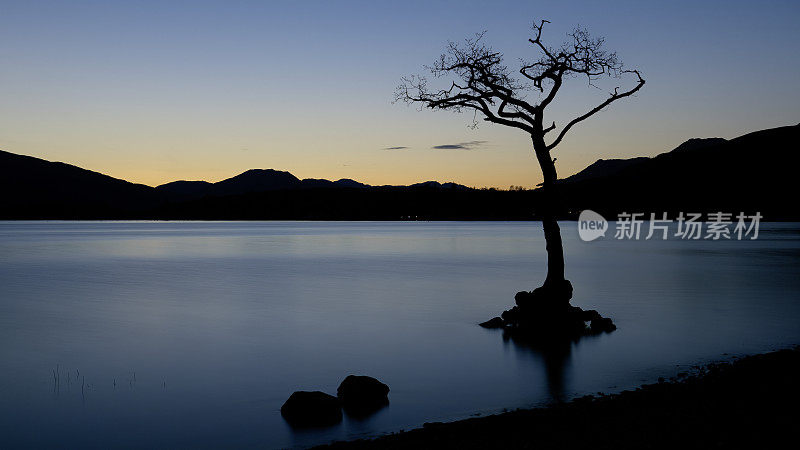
[[316, 347, 800, 449]]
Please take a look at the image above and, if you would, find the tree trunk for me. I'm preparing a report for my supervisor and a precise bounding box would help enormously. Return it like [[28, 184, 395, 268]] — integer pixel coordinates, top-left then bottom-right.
[[531, 135, 566, 287]]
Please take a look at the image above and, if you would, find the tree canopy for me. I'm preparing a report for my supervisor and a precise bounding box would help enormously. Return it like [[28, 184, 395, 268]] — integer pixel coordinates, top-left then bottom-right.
[[395, 20, 645, 151]]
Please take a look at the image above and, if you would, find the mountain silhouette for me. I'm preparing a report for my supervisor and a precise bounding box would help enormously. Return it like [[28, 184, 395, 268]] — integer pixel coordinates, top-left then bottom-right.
[[561, 137, 726, 185], [301, 178, 370, 190], [214, 169, 301, 195], [156, 169, 301, 201], [551, 123, 799, 219], [0, 150, 471, 219], [154, 180, 215, 201], [1, 123, 798, 219], [0, 149, 156, 218], [668, 137, 728, 153], [560, 157, 649, 184], [157, 172, 379, 203]]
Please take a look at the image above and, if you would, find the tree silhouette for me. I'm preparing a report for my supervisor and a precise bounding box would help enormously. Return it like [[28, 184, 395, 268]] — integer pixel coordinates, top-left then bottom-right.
[[396, 20, 644, 306]]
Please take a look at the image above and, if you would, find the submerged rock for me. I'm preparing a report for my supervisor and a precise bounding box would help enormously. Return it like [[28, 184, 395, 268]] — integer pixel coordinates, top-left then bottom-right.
[[280, 391, 342, 427], [479, 317, 504, 329], [501, 306, 521, 323], [337, 375, 390, 416], [590, 317, 617, 333], [580, 309, 602, 321]]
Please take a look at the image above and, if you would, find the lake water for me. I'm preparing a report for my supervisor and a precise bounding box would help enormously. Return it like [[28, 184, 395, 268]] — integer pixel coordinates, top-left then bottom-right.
[[1, 221, 799, 448]]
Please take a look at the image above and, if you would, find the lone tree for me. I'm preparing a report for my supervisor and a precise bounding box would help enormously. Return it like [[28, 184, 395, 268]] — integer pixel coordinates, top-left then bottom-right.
[[396, 20, 644, 329]]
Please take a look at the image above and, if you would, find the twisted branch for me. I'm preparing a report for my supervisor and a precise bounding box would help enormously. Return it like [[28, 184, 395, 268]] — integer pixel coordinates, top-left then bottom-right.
[[396, 21, 645, 150]]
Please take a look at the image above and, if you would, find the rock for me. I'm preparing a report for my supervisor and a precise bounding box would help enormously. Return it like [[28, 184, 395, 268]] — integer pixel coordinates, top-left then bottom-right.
[[479, 317, 504, 329], [487, 281, 616, 342], [280, 391, 342, 427], [501, 306, 521, 323], [514, 290, 537, 308], [580, 309, 602, 321], [514, 280, 574, 311], [337, 375, 389, 415], [590, 317, 617, 333]]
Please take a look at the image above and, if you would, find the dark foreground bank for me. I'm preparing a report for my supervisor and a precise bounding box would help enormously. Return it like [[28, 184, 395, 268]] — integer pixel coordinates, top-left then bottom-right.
[[317, 347, 800, 449]]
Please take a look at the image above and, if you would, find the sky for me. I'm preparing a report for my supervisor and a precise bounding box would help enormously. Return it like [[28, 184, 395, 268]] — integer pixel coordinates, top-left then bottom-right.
[[1, 0, 798, 189]]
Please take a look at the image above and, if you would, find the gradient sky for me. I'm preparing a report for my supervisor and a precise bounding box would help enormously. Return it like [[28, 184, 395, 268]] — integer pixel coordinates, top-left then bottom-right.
[[1, 0, 798, 188]]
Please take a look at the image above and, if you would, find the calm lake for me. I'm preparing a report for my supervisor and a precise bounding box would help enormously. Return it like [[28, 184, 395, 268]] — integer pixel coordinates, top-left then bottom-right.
[[1, 221, 799, 448]]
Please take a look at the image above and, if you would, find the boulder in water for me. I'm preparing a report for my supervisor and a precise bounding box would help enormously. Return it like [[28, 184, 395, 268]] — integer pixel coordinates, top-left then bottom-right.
[[280, 391, 342, 427]]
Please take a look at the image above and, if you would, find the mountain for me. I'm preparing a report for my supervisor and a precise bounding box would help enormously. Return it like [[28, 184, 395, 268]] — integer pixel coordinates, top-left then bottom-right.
[[561, 137, 726, 185], [560, 157, 649, 184], [213, 169, 301, 195], [300, 178, 337, 189], [155, 180, 215, 201], [329, 178, 369, 189], [551, 123, 800, 219], [156, 172, 374, 202], [153, 172, 466, 203], [156, 169, 301, 201], [410, 181, 471, 190], [2, 123, 798, 219], [0, 149, 157, 218], [667, 137, 727, 154], [0, 150, 473, 219]]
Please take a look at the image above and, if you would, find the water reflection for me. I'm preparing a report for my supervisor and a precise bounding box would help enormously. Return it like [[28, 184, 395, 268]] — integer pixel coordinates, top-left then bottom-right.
[[501, 331, 594, 402]]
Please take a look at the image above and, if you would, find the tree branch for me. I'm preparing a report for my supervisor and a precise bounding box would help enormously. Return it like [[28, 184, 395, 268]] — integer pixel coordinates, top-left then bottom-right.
[[546, 70, 645, 150], [397, 21, 645, 148]]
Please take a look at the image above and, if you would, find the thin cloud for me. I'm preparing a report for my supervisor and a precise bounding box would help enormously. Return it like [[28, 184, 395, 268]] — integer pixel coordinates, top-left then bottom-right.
[[432, 140, 488, 150], [382, 146, 409, 150]]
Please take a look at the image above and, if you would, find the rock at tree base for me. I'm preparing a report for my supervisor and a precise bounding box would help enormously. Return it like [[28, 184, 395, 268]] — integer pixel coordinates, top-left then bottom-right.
[[337, 375, 390, 416], [280, 391, 342, 427], [514, 280, 574, 310], [590, 316, 617, 333], [487, 281, 616, 340], [479, 317, 504, 329]]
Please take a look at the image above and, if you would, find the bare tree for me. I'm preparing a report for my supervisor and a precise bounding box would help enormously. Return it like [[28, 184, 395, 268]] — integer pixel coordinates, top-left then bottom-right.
[[396, 20, 644, 304]]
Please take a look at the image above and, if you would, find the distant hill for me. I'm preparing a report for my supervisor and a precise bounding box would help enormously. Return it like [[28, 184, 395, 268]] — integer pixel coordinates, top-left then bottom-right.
[[0, 150, 157, 218], [1, 123, 798, 219], [0, 150, 473, 219], [153, 180, 215, 201], [300, 178, 369, 189], [560, 157, 649, 184], [156, 171, 373, 202], [667, 137, 727, 154], [551, 123, 799, 219], [561, 137, 726, 185]]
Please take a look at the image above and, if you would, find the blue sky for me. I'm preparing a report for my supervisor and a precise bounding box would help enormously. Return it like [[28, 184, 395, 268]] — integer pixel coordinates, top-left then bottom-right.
[[1, 0, 798, 187]]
